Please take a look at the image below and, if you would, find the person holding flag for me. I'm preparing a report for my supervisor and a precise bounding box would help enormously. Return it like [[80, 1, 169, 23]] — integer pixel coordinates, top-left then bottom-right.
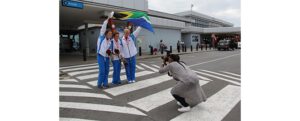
[[111, 11, 154, 83], [121, 26, 142, 83], [97, 12, 114, 89]]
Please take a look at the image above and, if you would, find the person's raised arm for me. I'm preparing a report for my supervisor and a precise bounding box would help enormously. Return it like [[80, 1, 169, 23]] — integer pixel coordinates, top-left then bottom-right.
[[100, 19, 109, 36], [100, 11, 114, 36], [132, 26, 142, 38]]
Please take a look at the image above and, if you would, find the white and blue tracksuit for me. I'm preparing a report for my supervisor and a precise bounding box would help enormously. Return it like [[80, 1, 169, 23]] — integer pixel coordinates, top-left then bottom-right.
[[111, 38, 123, 84], [97, 19, 112, 87], [121, 27, 142, 82]]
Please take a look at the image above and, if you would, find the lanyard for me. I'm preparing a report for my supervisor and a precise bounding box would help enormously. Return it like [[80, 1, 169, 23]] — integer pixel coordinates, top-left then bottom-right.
[[114, 39, 119, 49]]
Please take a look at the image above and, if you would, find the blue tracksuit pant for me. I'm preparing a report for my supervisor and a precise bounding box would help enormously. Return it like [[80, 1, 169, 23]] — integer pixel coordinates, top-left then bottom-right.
[[97, 54, 110, 87], [124, 56, 136, 81], [112, 60, 121, 84]]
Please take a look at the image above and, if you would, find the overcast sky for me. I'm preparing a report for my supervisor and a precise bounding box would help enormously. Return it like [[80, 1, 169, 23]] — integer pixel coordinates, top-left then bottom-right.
[[148, 0, 240, 27]]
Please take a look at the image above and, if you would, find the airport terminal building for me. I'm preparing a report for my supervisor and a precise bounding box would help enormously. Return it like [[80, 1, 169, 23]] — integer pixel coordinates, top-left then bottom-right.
[[60, 0, 241, 55]]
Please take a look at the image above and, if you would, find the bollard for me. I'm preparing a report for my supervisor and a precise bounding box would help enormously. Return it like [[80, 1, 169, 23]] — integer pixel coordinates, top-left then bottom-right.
[[83, 49, 86, 61], [191, 45, 193, 52], [170, 46, 172, 53], [182, 46, 184, 52], [209, 45, 211, 50], [178, 45, 180, 53], [139, 47, 142, 56], [184, 45, 187, 52], [205, 44, 207, 50], [196, 44, 199, 51], [150, 46, 153, 55], [201, 44, 203, 50]]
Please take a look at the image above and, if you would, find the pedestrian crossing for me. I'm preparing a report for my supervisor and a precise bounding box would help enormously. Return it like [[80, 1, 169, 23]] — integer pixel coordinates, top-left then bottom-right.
[[60, 62, 241, 121], [170, 85, 241, 121]]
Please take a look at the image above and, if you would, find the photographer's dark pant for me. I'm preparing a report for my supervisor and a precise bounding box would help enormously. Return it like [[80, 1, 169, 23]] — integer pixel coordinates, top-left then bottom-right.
[[172, 94, 189, 107]]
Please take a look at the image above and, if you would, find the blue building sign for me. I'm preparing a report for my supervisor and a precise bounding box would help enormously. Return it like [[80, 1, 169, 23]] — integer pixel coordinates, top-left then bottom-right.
[[62, 0, 84, 9]]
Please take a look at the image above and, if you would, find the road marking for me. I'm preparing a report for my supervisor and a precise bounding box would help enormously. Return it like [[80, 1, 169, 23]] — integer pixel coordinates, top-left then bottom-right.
[[170, 85, 240, 121], [104, 75, 172, 96], [60, 102, 146, 116], [60, 92, 111, 99], [136, 65, 145, 70], [60, 63, 97, 70], [140, 63, 159, 72], [76, 68, 125, 80], [61, 65, 99, 72], [152, 64, 161, 69], [60, 118, 98, 121], [60, 79, 78, 82], [220, 71, 241, 77], [128, 80, 210, 112], [188, 54, 240, 67], [195, 71, 241, 86], [62, 66, 114, 73], [193, 71, 212, 80], [68, 69, 98, 76], [200, 70, 240, 81], [60, 84, 91, 89], [87, 71, 155, 86]]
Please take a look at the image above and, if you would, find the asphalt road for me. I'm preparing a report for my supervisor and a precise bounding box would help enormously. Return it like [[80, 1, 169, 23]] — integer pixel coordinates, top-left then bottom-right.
[[59, 49, 241, 121]]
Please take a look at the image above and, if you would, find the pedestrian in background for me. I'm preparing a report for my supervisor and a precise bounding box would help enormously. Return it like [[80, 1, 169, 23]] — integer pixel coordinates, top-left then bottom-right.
[[177, 40, 180, 52]]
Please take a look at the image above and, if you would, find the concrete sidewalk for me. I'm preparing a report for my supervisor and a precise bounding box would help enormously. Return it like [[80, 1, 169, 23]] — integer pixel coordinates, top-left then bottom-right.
[[60, 48, 216, 67]]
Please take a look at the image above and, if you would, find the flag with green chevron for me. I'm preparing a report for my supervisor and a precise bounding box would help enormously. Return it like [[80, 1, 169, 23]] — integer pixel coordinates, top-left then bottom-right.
[[113, 11, 154, 33]]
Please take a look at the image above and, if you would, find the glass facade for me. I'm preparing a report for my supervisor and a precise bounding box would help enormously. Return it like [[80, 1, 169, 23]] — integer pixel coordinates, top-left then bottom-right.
[[188, 15, 225, 28]]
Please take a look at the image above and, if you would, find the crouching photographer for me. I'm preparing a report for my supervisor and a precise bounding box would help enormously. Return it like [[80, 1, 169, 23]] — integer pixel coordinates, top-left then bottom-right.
[[158, 54, 207, 112]]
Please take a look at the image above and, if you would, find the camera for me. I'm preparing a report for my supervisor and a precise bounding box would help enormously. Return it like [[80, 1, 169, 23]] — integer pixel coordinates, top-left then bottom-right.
[[161, 52, 171, 65]]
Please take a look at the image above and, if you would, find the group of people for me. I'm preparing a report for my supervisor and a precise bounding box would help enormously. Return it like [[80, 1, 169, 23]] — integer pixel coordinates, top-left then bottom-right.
[[97, 12, 207, 112], [97, 13, 141, 88]]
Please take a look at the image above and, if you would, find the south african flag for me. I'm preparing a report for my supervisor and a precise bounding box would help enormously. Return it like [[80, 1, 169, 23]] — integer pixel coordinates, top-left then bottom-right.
[[113, 11, 154, 33]]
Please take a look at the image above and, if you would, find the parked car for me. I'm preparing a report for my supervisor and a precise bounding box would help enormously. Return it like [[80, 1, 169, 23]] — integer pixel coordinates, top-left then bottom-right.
[[237, 42, 241, 49], [217, 39, 235, 51]]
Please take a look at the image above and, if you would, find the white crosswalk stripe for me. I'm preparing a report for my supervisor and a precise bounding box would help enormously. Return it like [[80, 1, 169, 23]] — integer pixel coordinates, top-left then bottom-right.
[[60, 118, 98, 121], [60, 91, 111, 99], [194, 70, 241, 86], [61, 65, 100, 72], [220, 71, 241, 77], [60, 79, 78, 82], [104, 75, 172, 96], [60, 102, 146, 116], [170, 85, 240, 121], [128, 80, 210, 112], [140, 63, 159, 72], [76, 69, 125, 80], [60, 84, 92, 89], [60, 63, 97, 70], [136, 65, 145, 70], [151, 64, 160, 69], [67, 69, 99, 76], [87, 71, 154, 86], [200, 70, 240, 81]]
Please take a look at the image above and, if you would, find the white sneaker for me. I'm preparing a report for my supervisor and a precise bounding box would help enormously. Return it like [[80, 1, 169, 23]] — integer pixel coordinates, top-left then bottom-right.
[[132, 80, 136, 83], [178, 106, 191, 112], [177, 102, 183, 107], [128, 80, 132, 83]]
